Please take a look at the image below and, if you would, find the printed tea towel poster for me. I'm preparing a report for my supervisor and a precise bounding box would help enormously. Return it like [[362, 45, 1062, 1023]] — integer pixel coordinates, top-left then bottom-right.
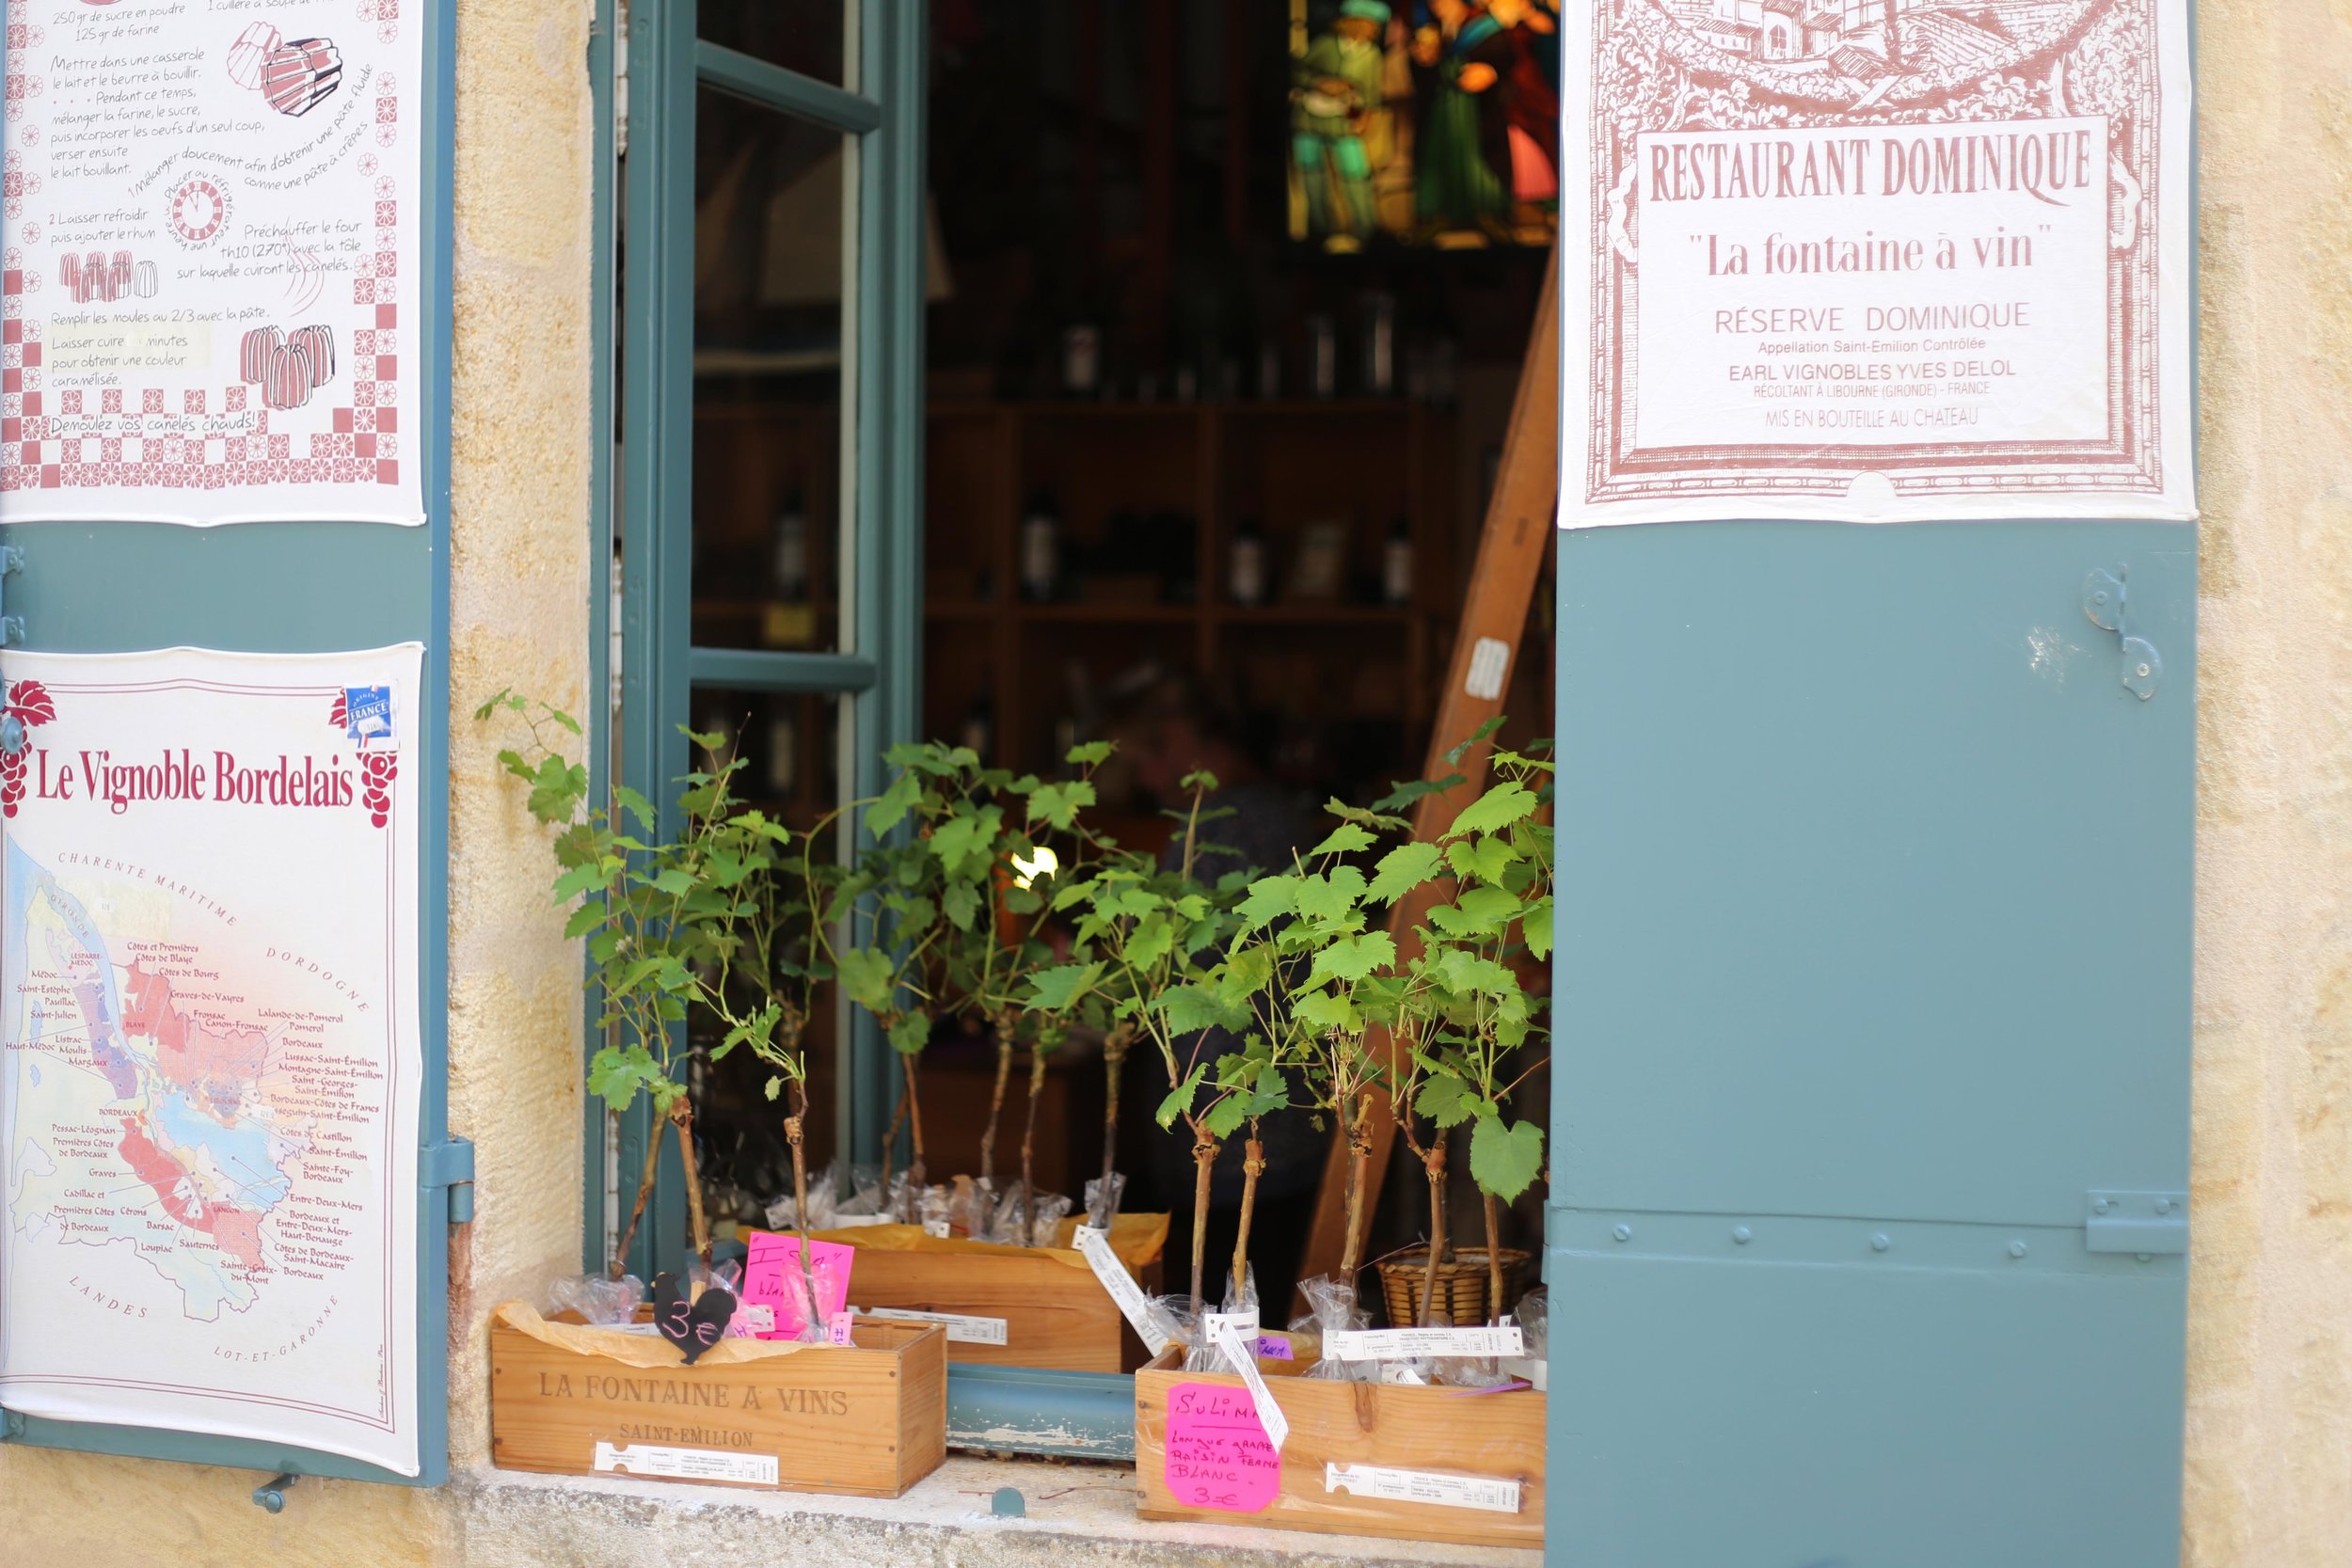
[[0, 1, 423, 525], [1561, 0, 2193, 525], [0, 646, 424, 1475]]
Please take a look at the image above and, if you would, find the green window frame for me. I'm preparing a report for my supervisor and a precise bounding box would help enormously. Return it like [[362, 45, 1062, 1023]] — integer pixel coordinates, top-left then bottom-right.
[[593, 0, 925, 1287], [588, 1, 1130, 1458]]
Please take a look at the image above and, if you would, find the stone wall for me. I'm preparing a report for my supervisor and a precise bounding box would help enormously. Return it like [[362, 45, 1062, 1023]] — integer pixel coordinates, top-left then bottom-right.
[[2181, 3, 2352, 1564]]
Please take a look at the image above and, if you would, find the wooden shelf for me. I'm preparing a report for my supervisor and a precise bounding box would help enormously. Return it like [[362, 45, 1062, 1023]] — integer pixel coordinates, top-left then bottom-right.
[[1016, 601, 1200, 624], [907, 393, 1462, 784], [1219, 604, 1416, 626]]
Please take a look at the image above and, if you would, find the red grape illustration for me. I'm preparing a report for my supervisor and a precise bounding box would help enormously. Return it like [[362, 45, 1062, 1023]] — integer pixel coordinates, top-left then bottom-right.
[[361, 750, 398, 828]]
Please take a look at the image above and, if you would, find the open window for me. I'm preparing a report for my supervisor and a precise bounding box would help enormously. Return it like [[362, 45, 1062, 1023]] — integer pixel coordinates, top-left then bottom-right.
[[605, 0, 1557, 1446]]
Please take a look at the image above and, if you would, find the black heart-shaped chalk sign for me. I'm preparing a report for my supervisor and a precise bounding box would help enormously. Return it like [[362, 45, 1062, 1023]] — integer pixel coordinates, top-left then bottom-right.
[[651, 1271, 737, 1364]]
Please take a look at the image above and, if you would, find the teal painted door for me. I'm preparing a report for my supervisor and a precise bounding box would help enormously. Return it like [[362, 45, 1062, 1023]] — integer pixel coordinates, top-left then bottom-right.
[[1548, 522, 2194, 1567]]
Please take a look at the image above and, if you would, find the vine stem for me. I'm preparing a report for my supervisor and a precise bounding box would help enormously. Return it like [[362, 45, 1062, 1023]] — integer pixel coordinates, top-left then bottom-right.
[[1339, 1089, 1374, 1305], [1018, 1038, 1048, 1244], [902, 1052, 929, 1201], [674, 1102, 711, 1264], [610, 1116, 663, 1279], [1232, 1130, 1265, 1307], [786, 1082, 828, 1341], [979, 1010, 1014, 1196], [878, 1081, 908, 1207], [1097, 1022, 1132, 1224], [1187, 1129, 1216, 1322], [1422, 1138, 1448, 1326], [1483, 1190, 1505, 1323]]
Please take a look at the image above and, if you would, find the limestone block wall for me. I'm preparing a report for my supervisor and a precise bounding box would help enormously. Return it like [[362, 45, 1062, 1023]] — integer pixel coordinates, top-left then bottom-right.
[[2181, 3, 2352, 1564]]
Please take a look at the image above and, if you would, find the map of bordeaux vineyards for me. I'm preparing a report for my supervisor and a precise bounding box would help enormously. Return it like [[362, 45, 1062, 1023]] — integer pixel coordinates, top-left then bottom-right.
[[5, 846, 358, 1324], [0, 647, 422, 1475]]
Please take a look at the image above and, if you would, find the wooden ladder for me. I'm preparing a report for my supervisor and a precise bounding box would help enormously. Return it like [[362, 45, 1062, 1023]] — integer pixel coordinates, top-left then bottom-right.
[[1295, 256, 1560, 1291]]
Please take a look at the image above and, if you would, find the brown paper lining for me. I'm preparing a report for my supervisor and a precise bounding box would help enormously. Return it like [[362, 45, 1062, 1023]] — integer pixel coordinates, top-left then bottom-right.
[[493, 1299, 822, 1369]]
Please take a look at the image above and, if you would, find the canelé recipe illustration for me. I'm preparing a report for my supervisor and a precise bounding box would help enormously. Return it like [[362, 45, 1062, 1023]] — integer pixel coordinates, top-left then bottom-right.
[[0, 1, 421, 524], [0, 647, 424, 1476]]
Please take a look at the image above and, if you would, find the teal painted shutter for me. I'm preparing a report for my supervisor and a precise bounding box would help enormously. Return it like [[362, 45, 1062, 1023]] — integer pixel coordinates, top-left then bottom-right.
[[0, 1, 459, 1487], [1547, 522, 2194, 1566]]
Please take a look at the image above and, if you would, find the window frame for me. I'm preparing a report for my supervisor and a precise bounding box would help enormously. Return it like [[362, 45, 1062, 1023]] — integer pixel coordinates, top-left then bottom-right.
[[600, 0, 924, 1291]]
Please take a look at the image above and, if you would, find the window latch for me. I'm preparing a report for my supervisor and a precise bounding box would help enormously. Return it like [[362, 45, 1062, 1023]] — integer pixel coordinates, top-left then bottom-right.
[[2085, 1190, 2185, 1257]]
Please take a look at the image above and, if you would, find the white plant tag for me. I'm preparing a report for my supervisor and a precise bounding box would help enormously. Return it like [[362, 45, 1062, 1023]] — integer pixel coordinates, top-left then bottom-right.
[[1071, 1223, 1173, 1356], [855, 1306, 1011, 1346], [1465, 637, 1511, 700], [1324, 1462, 1521, 1514], [593, 1441, 779, 1487], [1324, 1324, 1524, 1361], [1209, 1318, 1290, 1451], [1201, 1308, 1259, 1342], [922, 1219, 953, 1239], [1499, 1355, 1548, 1391]]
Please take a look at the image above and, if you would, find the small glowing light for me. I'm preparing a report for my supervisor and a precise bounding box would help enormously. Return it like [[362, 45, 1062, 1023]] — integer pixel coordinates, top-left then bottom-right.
[[1011, 846, 1059, 890]]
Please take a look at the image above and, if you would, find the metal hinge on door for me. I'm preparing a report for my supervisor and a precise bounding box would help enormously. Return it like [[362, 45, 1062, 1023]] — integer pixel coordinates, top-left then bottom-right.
[[2083, 566, 2163, 701], [2085, 1189, 2185, 1256], [612, 0, 630, 160], [0, 543, 23, 645], [423, 1136, 476, 1225]]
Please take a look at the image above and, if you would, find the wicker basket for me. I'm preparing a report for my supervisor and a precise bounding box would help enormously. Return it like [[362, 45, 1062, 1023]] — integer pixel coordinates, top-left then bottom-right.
[[1375, 1246, 1530, 1329]]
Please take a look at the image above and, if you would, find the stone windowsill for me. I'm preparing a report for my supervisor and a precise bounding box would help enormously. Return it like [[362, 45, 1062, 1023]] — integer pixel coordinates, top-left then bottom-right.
[[458, 1455, 1545, 1568]]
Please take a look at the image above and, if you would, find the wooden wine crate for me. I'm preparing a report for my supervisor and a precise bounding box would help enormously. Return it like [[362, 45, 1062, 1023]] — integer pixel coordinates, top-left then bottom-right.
[[487, 1304, 946, 1498], [820, 1213, 1167, 1373], [1134, 1349, 1546, 1548]]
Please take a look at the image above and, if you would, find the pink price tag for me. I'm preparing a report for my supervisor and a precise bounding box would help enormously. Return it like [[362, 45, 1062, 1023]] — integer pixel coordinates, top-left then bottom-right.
[[826, 1311, 856, 1347], [739, 1230, 855, 1339], [1165, 1382, 1280, 1514]]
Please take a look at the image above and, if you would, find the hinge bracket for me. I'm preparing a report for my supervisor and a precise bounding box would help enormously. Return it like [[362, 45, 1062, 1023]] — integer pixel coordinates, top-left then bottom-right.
[[612, 0, 630, 160], [2082, 565, 2162, 701], [0, 543, 24, 657], [2085, 1189, 2185, 1256], [423, 1135, 475, 1225]]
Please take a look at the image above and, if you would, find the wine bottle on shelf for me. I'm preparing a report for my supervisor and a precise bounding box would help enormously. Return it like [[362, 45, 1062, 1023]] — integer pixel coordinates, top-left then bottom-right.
[[960, 687, 995, 762], [1382, 515, 1414, 607], [766, 706, 799, 797], [770, 488, 808, 600], [1359, 292, 1397, 397], [1230, 515, 1268, 608], [1061, 314, 1102, 398], [1307, 313, 1339, 400], [1020, 490, 1063, 603]]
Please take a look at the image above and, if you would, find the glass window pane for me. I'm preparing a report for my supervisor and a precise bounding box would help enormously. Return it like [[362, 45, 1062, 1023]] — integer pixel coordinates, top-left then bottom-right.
[[692, 86, 850, 654], [698, 0, 850, 88], [683, 688, 850, 1235]]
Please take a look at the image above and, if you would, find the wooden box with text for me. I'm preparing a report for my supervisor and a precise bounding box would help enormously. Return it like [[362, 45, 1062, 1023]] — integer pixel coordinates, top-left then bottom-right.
[[822, 1215, 1166, 1373], [1134, 1350, 1546, 1548], [488, 1307, 946, 1498]]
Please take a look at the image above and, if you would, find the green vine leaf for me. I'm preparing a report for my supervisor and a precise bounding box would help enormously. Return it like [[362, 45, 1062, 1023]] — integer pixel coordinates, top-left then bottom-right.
[[1470, 1115, 1546, 1201]]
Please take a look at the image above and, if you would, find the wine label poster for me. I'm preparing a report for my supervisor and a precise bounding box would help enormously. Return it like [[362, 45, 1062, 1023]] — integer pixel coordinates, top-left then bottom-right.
[[0, 645, 424, 1476], [0, 1, 423, 526], [1561, 0, 2193, 526]]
